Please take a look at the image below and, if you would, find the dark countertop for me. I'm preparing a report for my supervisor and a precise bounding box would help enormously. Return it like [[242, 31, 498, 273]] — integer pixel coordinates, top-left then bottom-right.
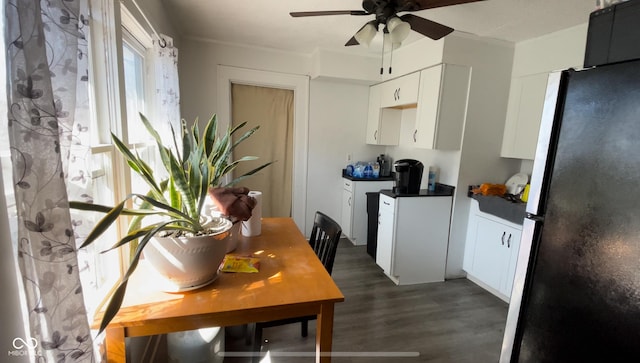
[[471, 194, 527, 225], [342, 170, 395, 181], [380, 183, 455, 198]]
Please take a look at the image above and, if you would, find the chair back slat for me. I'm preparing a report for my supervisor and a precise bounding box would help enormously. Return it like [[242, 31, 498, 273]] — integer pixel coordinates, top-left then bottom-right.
[[309, 211, 342, 275]]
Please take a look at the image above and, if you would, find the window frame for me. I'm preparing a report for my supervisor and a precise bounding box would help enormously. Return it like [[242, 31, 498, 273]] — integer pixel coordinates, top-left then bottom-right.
[[85, 0, 159, 314]]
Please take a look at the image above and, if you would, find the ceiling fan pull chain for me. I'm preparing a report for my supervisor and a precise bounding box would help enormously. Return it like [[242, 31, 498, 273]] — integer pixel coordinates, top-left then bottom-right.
[[389, 44, 394, 74], [380, 34, 385, 75]]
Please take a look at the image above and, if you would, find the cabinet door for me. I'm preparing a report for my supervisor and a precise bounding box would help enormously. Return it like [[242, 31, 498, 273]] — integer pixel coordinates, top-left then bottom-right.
[[471, 216, 509, 291], [366, 84, 382, 144], [341, 188, 353, 239], [500, 227, 522, 297], [414, 64, 470, 150], [501, 72, 549, 159], [379, 72, 420, 108], [376, 205, 394, 274], [366, 85, 401, 145]]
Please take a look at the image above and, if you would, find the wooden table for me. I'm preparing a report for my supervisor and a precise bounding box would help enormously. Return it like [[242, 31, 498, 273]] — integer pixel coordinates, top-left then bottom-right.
[[101, 217, 345, 362]]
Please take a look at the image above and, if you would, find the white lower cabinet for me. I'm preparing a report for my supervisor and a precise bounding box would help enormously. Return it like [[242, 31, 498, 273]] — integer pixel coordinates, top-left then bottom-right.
[[463, 201, 522, 302], [341, 178, 393, 246], [375, 193, 453, 285]]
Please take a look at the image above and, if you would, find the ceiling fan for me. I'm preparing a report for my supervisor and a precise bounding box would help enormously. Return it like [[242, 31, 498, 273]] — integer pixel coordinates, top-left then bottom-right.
[[291, 0, 485, 47]]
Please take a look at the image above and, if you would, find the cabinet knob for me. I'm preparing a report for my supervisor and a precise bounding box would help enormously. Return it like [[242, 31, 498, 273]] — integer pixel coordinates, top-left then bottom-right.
[[374, 130, 378, 141], [501, 231, 506, 245], [413, 130, 417, 142], [507, 233, 512, 248], [348, 197, 352, 206]]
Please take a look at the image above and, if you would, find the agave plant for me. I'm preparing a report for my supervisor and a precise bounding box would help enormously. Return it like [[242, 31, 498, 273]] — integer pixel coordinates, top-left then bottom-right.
[[70, 113, 271, 334]]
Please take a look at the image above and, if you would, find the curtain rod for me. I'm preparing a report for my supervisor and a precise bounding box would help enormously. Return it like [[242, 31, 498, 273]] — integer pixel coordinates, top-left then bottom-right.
[[129, 0, 167, 48]]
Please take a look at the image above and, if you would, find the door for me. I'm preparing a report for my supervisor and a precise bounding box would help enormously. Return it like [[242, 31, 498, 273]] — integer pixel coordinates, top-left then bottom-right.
[[231, 84, 293, 218], [217, 66, 309, 233], [376, 196, 395, 274]]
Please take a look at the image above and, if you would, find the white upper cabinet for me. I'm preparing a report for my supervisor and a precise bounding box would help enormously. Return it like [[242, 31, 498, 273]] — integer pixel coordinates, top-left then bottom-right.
[[414, 64, 471, 150], [366, 83, 401, 145], [500, 72, 549, 159], [379, 72, 420, 108]]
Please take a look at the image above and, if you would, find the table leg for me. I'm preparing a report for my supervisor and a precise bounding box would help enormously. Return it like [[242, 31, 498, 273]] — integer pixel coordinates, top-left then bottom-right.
[[105, 327, 126, 363], [316, 303, 335, 363]]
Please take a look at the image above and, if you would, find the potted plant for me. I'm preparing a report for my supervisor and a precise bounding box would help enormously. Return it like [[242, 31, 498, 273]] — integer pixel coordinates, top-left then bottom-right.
[[70, 113, 271, 334]]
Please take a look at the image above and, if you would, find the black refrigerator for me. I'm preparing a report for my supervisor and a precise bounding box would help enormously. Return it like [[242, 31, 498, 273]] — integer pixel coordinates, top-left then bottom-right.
[[500, 59, 640, 362]]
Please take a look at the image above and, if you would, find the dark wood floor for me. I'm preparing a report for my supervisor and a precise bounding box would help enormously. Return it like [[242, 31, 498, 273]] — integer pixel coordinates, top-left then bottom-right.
[[225, 239, 509, 363]]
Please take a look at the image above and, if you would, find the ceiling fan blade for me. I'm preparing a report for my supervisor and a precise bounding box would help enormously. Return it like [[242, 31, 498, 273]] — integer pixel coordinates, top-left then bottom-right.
[[401, 14, 454, 40], [345, 36, 360, 46], [397, 0, 485, 12], [290, 10, 368, 17]]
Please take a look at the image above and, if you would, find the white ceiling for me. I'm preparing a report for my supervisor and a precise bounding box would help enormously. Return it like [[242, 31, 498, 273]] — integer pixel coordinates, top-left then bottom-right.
[[162, 0, 598, 55]]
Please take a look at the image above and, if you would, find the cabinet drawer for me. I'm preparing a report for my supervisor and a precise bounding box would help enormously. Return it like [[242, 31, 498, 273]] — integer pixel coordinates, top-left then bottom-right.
[[342, 178, 353, 192], [378, 194, 395, 214]]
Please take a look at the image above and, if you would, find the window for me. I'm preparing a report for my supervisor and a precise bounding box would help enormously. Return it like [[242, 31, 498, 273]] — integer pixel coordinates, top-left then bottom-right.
[[81, 2, 166, 313]]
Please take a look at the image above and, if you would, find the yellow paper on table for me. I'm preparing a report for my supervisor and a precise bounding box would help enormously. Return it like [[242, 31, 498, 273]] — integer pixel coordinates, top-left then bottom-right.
[[221, 255, 260, 273]]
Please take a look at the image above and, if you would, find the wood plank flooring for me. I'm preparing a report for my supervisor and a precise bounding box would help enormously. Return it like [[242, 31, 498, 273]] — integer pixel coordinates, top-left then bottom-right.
[[225, 238, 509, 363]]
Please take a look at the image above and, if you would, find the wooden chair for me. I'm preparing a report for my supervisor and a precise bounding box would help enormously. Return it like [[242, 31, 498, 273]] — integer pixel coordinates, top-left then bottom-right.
[[251, 211, 342, 361]]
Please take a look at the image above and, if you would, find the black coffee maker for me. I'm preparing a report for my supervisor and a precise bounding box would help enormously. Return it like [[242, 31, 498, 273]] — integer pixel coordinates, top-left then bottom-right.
[[393, 159, 424, 194]]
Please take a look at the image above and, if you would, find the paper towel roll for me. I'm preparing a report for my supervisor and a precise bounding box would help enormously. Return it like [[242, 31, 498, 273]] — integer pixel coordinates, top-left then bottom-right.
[[242, 191, 262, 236]]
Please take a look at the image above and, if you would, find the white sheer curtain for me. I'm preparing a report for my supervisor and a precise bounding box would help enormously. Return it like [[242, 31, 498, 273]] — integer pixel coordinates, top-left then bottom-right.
[[152, 34, 181, 140], [4, 0, 95, 361]]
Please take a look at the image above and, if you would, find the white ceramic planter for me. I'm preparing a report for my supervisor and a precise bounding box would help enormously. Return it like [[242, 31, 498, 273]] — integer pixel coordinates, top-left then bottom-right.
[[144, 217, 233, 292]]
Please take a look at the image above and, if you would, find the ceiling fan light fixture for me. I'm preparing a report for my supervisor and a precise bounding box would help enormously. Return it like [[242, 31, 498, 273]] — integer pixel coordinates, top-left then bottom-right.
[[354, 21, 377, 47], [387, 16, 411, 44]]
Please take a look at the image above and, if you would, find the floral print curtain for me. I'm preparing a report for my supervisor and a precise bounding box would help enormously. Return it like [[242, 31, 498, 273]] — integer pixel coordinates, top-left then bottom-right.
[[4, 0, 95, 361]]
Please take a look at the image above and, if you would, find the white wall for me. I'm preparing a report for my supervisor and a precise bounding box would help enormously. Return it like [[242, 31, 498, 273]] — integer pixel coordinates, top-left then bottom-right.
[[512, 23, 588, 76], [307, 79, 386, 230]]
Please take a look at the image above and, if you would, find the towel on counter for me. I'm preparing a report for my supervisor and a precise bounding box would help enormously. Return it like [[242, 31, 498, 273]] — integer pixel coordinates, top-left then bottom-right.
[[208, 186, 257, 221]]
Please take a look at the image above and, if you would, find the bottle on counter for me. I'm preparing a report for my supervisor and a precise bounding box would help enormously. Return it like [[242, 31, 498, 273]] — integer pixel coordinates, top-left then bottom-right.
[[363, 162, 373, 178], [345, 164, 354, 176], [377, 154, 391, 177], [428, 166, 438, 191], [372, 162, 380, 178], [353, 162, 365, 178]]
